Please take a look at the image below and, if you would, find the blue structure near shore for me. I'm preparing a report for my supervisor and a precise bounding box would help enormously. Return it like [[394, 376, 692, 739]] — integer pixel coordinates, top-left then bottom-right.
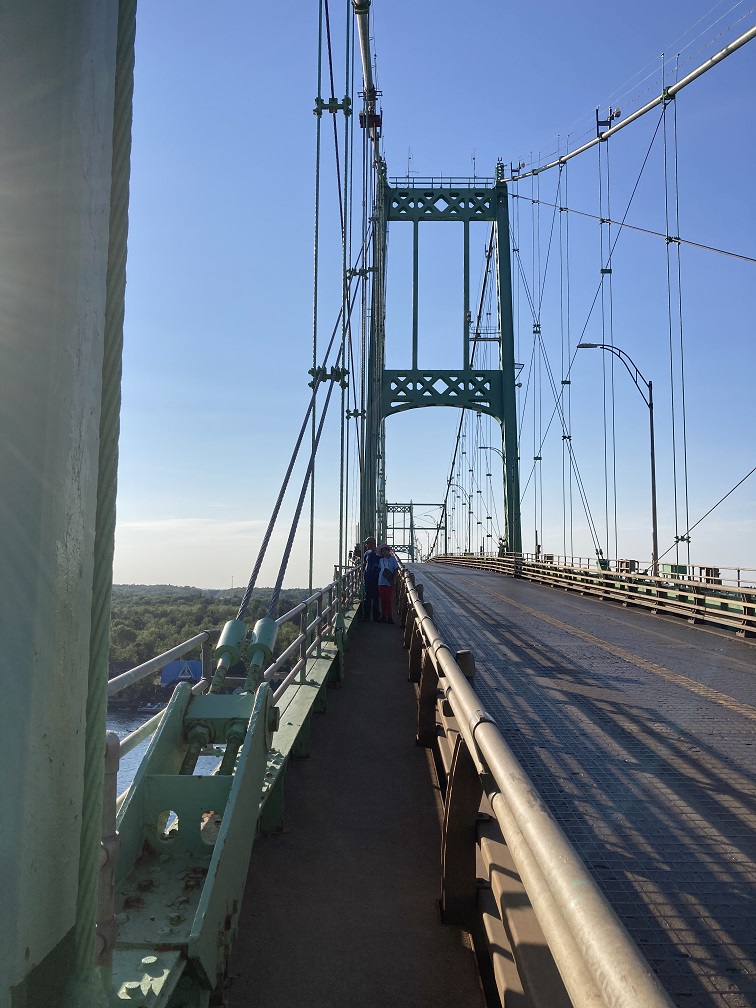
[[160, 659, 202, 688]]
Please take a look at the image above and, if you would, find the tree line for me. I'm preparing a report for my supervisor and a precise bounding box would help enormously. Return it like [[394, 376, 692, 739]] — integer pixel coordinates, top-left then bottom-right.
[[110, 584, 316, 672]]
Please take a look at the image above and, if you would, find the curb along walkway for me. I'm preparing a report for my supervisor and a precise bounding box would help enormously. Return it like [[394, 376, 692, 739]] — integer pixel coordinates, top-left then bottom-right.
[[226, 617, 484, 1008]]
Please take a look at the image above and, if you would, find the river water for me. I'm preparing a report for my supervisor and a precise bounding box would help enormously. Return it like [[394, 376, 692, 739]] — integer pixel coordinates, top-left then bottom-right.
[[108, 709, 221, 795], [107, 711, 154, 794]]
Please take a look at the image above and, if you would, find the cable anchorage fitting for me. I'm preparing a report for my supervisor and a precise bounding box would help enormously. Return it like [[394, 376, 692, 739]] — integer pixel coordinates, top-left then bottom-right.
[[596, 105, 621, 138], [308, 365, 349, 389], [313, 95, 352, 117]]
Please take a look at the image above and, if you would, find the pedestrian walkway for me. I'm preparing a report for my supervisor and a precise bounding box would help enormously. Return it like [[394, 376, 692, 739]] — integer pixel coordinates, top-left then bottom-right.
[[226, 616, 484, 1008]]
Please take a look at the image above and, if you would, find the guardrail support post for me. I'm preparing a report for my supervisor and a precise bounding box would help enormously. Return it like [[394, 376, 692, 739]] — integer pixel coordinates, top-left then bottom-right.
[[441, 736, 483, 927], [398, 577, 409, 627], [409, 635, 426, 685], [403, 608, 416, 650], [417, 652, 439, 747], [455, 650, 475, 682], [201, 628, 221, 684]]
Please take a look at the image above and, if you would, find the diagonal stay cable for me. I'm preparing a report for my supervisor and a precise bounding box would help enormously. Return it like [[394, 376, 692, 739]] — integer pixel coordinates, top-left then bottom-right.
[[267, 348, 344, 617], [236, 265, 364, 620], [656, 464, 756, 565]]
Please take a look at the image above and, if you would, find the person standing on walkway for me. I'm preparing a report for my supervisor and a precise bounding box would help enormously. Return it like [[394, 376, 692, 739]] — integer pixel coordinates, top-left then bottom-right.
[[377, 544, 399, 624], [362, 536, 381, 621]]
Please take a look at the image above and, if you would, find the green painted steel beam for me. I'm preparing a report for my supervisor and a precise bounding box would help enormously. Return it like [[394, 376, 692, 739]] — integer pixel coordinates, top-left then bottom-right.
[[493, 166, 522, 553], [361, 173, 521, 554], [386, 185, 498, 221], [381, 368, 506, 421]]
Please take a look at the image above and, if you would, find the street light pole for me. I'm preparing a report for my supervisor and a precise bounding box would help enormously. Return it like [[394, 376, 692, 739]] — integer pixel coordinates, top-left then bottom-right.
[[479, 445, 504, 460], [577, 343, 659, 576]]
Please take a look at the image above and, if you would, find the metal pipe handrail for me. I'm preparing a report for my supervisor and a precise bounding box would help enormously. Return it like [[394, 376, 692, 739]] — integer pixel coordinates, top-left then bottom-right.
[[436, 552, 756, 594], [399, 566, 673, 1008], [107, 632, 210, 696], [432, 555, 756, 638]]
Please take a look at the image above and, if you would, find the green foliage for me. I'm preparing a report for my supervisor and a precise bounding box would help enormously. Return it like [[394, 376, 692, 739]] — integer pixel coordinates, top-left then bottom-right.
[[110, 585, 317, 668]]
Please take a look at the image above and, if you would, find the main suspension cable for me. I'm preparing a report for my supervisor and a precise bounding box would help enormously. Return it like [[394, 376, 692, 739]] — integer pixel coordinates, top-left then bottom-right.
[[502, 23, 756, 183]]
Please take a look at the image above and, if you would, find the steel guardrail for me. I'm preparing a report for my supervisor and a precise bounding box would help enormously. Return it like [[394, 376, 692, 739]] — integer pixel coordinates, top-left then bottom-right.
[[430, 553, 756, 638], [396, 564, 674, 1008]]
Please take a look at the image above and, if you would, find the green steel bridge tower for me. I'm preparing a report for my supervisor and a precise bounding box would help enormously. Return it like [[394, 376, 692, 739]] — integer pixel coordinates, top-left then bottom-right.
[[360, 167, 522, 554]]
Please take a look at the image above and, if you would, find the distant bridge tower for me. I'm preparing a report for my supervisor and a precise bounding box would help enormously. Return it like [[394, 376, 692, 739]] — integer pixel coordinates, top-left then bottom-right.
[[361, 163, 522, 552]]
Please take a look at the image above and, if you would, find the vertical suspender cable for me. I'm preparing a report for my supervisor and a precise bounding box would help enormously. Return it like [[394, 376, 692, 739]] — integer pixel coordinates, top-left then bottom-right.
[[672, 82, 692, 568], [564, 151, 574, 557], [359, 112, 369, 543], [597, 138, 610, 563], [337, 0, 352, 583], [309, 0, 325, 592], [662, 77, 682, 566], [606, 139, 618, 562]]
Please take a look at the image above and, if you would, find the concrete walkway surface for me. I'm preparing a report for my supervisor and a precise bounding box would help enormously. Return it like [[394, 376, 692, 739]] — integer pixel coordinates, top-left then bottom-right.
[[225, 616, 485, 1008]]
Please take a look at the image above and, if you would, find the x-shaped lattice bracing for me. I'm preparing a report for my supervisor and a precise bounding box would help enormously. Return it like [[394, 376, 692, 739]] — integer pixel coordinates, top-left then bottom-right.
[[382, 369, 505, 421], [387, 187, 496, 221]]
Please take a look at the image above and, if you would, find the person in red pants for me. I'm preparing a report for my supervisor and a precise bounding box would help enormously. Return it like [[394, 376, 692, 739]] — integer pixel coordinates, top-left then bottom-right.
[[376, 544, 399, 623]]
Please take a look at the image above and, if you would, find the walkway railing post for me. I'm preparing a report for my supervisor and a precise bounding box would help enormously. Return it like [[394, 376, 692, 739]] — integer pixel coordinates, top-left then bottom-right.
[[408, 627, 424, 684], [416, 648, 439, 746], [440, 736, 483, 928], [299, 607, 309, 683]]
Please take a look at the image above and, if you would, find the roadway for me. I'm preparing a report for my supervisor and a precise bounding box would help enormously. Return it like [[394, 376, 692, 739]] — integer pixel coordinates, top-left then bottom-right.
[[414, 562, 756, 1008]]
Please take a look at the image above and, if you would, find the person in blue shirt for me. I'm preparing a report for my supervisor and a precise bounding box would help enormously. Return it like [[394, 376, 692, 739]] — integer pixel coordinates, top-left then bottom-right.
[[376, 544, 399, 624], [362, 536, 381, 621]]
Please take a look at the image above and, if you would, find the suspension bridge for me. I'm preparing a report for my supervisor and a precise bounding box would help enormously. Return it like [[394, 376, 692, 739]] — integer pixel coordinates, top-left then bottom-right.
[[1, 2, 754, 1007]]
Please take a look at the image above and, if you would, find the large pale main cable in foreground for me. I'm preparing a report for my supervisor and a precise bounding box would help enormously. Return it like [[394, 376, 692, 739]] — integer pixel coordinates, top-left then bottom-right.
[[352, 0, 381, 162]]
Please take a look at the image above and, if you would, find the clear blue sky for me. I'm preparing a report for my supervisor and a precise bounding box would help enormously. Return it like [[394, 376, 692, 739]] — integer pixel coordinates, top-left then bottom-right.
[[114, 0, 755, 588]]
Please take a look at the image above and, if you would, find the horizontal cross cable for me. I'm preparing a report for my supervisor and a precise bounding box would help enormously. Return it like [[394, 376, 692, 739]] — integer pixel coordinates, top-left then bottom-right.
[[511, 193, 756, 264]]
